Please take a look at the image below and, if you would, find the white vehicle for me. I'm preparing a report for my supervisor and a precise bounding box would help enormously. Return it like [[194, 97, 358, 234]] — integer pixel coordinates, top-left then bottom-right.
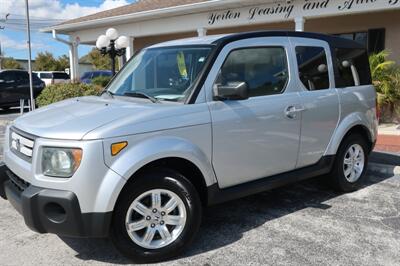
[[34, 71, 70, 86], [0, 31, 378, 263]]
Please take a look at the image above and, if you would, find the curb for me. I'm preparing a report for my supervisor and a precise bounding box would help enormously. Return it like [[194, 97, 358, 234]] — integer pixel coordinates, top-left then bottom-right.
[[370, 151, 400, 166], [368, 162, 400, 175]]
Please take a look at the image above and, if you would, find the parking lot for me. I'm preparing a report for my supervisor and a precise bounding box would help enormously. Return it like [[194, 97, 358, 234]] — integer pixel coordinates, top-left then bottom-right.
[[0, 109, 399, 266]]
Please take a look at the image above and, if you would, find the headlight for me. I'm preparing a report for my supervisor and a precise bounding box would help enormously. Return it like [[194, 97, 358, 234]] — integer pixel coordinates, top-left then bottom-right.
[[42, 147, 82, 178]]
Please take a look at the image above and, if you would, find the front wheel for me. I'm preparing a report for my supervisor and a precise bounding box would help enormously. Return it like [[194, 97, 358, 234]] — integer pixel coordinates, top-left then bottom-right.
[[329, 134, 369, 192], [110, 168, 202, 263]]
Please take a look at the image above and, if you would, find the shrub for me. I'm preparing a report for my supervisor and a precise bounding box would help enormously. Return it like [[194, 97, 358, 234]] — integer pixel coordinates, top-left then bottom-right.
[[36, 83, 103, 107], [369, 51, 400, 122], [92, 75, 112, 87]]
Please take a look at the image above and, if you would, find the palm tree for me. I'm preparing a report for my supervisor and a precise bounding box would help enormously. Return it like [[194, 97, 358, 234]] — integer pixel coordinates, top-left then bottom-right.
[[369, 51, 400, 121]]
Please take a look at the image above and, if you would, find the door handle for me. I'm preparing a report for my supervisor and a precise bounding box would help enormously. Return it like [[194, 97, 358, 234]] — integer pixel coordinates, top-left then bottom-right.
[[285, 106, 305, 119]]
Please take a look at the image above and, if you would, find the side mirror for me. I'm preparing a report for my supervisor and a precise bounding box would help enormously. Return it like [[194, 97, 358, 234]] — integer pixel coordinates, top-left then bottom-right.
[[213, 81, 249, 101]]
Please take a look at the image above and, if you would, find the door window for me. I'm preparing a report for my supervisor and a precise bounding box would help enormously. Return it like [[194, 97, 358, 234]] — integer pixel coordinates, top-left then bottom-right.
[[295, 46, 330, 91], [216, 47, 289, 97], [0, 72, 15, 82], [15, 71, 29, 83]]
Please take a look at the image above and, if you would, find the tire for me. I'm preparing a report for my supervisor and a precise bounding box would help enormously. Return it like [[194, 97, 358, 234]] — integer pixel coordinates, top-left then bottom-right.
[[329, 133, 369, 192], [110, 168, 202, 263]]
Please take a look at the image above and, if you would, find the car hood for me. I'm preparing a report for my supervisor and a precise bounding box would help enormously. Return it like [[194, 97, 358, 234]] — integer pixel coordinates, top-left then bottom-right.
[[12, 96, 210, 140]]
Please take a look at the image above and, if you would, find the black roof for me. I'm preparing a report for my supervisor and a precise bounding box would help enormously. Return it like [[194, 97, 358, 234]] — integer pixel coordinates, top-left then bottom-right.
[[212, 31, 365, 49]]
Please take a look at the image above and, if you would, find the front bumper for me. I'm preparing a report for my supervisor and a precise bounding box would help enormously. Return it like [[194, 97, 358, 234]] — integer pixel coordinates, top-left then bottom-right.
[[0, 163, 111, 238]]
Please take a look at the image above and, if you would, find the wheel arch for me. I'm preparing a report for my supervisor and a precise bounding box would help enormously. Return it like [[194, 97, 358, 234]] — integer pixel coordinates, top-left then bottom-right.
[[126, 157, 209, 206], [325, 115, 376, 156], [103, 135, 217, 210]]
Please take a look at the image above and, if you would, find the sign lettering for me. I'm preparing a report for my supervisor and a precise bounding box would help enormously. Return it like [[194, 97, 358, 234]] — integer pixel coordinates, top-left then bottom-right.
[[207, 0, 399, 25]]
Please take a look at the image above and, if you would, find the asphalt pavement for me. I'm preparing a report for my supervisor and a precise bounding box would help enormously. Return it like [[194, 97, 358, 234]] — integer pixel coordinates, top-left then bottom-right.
[[0, 109, 399, 266]]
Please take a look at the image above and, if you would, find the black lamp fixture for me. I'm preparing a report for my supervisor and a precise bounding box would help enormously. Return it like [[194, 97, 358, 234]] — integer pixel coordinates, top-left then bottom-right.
[[96, 28, 129, 76]]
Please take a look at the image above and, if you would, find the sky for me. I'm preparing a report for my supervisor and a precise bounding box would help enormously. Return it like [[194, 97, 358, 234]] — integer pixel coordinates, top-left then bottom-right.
[[0, 0, 134, 60]]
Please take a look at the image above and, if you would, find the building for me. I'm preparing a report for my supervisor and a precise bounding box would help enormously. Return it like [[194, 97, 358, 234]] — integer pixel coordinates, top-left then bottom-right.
[[7, 59, 93, 77], [43, 0, 400, 82]]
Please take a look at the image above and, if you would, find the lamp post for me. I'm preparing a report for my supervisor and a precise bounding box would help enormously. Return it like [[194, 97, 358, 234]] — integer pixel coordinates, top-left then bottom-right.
[[96, 28, 129, 76]]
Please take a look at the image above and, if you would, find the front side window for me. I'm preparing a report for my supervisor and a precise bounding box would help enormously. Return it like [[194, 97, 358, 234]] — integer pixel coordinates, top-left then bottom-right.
[[15, 72, 29, 83], [296, 46, 330, 91], [335, 48, 371, 87], [216, 47, 289, 97], [108, 46, 212, 102], [0, 72, 15, 82]]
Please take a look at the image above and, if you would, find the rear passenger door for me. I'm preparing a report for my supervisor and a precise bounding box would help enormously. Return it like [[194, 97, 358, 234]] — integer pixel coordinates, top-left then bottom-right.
[[289, 38, 340, 168]]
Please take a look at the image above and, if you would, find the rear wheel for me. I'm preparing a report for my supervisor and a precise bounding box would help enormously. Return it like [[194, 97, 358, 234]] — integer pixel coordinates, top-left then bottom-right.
[[329, 134, 369, 192], [110, 168, 202, 263]]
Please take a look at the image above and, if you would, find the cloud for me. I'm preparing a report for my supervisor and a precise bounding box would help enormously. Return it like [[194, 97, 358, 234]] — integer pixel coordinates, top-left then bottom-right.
[[0, 34, 50, 51], [0, 1, 131, 57], [0, 0, 131, 20]]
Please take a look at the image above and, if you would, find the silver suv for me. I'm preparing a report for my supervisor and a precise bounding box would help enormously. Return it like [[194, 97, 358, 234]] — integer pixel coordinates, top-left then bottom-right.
[[0, 31, 378, 263]]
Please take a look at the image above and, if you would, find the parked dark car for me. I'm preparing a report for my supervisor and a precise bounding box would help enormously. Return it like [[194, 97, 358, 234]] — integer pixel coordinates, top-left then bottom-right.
[[81, 70, 112, 84], [0, 69, 45, 110]]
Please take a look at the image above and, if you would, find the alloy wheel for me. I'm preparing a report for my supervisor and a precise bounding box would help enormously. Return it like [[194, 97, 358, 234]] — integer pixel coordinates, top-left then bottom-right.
[[125, 188, 187, 249]]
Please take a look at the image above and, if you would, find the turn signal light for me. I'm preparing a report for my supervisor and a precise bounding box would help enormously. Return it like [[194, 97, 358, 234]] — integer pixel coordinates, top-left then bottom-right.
[[111, 141, 128, 156]]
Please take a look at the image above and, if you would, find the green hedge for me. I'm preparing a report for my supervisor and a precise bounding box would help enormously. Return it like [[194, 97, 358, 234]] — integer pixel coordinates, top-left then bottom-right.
[[36, 83, 103, 107], [92, 75, 112, 87]]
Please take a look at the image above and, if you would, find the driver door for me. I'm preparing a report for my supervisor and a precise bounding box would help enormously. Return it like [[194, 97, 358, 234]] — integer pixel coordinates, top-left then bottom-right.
[[206, 37, 303, 188]]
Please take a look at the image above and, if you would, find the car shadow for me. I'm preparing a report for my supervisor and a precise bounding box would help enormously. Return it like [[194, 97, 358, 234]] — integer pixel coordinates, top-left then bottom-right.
[[59, 167, 396, 264], [0, 107, 24, 115]]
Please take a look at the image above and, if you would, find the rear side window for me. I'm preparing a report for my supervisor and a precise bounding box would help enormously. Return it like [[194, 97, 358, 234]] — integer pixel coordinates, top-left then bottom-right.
[[217, 47, 289, 97], [40, 73, 52, 79], [53, 72, 70, 79], [335, 48, 371, 87], [295, 46, 330, 91]]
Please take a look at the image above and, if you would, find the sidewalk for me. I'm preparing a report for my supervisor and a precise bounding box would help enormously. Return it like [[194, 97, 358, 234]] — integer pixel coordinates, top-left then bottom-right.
[[375, 124, 400, 153]]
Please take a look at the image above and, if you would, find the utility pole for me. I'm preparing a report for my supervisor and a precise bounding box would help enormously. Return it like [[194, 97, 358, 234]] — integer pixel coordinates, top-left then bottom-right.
[[0, 42, 2, 70], [25, 0, 35, 111], [0, 14, 9, 71]]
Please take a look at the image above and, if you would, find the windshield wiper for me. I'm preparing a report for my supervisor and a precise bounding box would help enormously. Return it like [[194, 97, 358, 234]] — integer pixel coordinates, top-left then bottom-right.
[[123, 91, 159, 103]]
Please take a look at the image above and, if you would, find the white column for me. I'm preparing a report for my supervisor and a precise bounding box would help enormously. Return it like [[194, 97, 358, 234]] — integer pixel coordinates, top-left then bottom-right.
[[295, 17, 305, 32], [126, 37, 134, 61], [68, 44, 75, 82], [71, 43, 79, 82], [197, 28, 207, 37]]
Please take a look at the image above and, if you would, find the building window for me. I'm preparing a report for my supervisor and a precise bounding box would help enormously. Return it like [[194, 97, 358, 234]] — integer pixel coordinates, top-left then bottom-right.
[[295, 46, 330, 91], [334, 28, 385, 54]]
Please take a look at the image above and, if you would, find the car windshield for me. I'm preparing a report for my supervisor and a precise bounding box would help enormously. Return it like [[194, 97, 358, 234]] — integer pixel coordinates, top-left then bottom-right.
[[81, 72, 92, 79], [108, 46, 212, 102]]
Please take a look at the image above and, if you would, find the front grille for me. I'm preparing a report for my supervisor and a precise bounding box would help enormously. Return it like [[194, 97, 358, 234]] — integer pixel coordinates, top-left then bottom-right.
[[6, 170, 30, 192], [10, 128, 35, 161]]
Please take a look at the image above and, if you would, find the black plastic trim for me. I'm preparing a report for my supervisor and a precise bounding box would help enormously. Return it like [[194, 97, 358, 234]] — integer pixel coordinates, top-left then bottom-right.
[[0, 163, 8, 199], [0, 164, 111, 238], [207, 155, 335, 205]]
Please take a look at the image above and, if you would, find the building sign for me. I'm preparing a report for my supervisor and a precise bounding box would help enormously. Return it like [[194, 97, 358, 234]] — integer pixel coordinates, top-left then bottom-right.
[[208, 0, 400, 26]]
